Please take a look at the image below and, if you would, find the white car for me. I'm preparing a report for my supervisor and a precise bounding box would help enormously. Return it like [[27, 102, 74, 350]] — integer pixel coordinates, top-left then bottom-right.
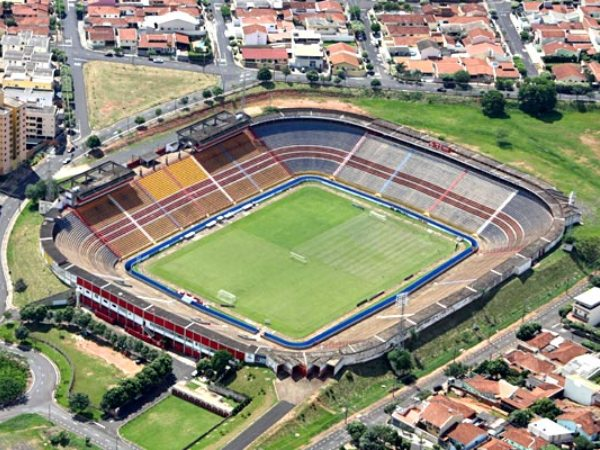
[[62, 156, 72, 165], [153, 57, 164, 64]]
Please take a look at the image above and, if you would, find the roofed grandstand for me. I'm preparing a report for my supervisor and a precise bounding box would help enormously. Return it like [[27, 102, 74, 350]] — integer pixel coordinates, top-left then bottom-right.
[[40, 109, 578, 378]]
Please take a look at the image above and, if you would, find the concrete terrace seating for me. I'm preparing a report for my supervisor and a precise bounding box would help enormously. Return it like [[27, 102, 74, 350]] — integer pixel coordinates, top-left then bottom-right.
[[54, 212, 118, 271], [497, 192, 552, 246], [110, 228, 152, 258], [166, 157, 207, 188], [137, 170, 180, 201], [195, 133, 260, 174], [251, 119, 364, 152], [271, 147, 346, 175]]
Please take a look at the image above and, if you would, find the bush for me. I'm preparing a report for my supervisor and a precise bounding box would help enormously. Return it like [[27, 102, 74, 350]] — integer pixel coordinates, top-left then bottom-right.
[[481, 90, 506, 117], [0, 352, 29, 405], [14, 278, 27, 293], [516, 322, 542, 341]]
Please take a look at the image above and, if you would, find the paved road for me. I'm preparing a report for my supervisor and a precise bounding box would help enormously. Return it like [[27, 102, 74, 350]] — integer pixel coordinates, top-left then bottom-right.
[[306, 282, 589, 450], [487, 0, 538, 77], [0, 342, 138, 449], [223, 401, 295, 450]]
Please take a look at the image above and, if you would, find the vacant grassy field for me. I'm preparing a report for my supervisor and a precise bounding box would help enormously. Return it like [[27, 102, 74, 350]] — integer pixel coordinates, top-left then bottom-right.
[[192, 366, 277, 449], [7, 204, 66, 307], [84, 61, 219, 130], [148, 185, 455, 337], [121, 395, 223, 450], [31, 327, 125, 412], [0, 414, 101, 449], [351, 97, 600, 236]]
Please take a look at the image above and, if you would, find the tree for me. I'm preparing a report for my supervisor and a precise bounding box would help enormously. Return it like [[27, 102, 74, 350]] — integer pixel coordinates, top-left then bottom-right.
[[495, 78, 514, 91], [371, 79, 382, 89], [474, 358, 510, 379], [14, 326, 29, 342], [134, 116, 146, 125], [387, 348, 412, 376], [349, 5, 361, 20], [530, 398, 562, 420], [180, 96, 189, 105], [155, 108, 162, 117], [220, 4, 231, 19], [395, 62, 406, 75], [86, 135, 101, 149], [444, 361, 469, 378], [212, 86, 224, 96], [347, 421, 367, 445], [14, 278, 27, 293], [351, 21, 366, 37], [453, 70, 470, 88], [481, 90, 506, 117], [20, 305, 47, 324], [574, 436, 594, 450], [50, 431, 70, 447], [306, 70, 320, 84], [518, 76, 557, 116], [256, 66, 272, 83], [69, 392, 90, 414], [370, 22, 381, 34], [516, 322, 542, 341], [509, 409, 533, 427], [575, 235, 600, 267], [25, 181, 47, 204], [202, 89, 212, 99], [282, 65, 291, 82], [211, 350, 233, 378]]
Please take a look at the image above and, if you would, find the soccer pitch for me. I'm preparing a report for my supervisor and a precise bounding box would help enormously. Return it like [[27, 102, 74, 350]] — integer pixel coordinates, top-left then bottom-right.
[[147, 185, 456, 338]]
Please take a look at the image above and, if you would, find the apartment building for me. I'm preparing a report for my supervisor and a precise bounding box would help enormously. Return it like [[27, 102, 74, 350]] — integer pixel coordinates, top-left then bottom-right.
[[4, 88, 56, 145], [0, 92, 27, 175]]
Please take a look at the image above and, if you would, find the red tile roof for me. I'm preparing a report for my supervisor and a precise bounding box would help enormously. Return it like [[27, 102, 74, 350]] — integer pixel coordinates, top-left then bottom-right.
[[543, 341, 587, 365], [503, 426, 548, 450], [448, 423, 488, 446], [552, 63, 585, 82], [241, 46, 288, 61]]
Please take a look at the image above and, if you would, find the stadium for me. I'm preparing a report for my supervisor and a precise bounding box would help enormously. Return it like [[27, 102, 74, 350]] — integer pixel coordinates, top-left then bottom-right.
[[40, 108, 579, 378]]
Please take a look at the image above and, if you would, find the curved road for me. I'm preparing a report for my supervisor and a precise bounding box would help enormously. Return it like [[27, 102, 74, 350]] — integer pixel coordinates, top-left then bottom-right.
[[0, 342, 137, 449]]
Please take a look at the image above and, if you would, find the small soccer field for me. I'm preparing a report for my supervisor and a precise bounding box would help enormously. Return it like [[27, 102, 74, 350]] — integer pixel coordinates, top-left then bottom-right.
[[146, 185, 457, 338]]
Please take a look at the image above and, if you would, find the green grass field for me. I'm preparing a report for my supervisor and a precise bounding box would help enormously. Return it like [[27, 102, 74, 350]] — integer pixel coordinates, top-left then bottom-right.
[[120, 395, 223, 450], [31, 328, 125, 414], [147, 185, 455, 338]]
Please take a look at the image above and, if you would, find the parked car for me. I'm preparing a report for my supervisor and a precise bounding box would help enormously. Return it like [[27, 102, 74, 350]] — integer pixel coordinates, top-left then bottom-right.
[[105, 51, 114, 57], [62, 156, 72, 164], [437, 87, 447, 92], [153, 57, 164, 64]]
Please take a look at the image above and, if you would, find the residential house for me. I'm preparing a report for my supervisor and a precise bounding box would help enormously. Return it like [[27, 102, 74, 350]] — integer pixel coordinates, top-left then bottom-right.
[[528, 418, 573, 445], [141, 11, 204, 37], [290, 43, 323, 70], [564, 375, 600, 406], [241, 46, 288, 69], [447, 423, 489, 450], [502, 426, 548, 450], [417, 39, 441, 59], [557, 408, 600, 441], [572, 287, 600, 325], [116, 28, 137, 52], [328, 43, 364, 77], [86, 26, 115, 49], [418, 395, 476, 437], [242, 24, 267, 46]]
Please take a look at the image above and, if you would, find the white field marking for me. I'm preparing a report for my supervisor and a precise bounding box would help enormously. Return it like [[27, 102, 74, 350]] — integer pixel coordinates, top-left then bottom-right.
[[476, 190, 517, 235]]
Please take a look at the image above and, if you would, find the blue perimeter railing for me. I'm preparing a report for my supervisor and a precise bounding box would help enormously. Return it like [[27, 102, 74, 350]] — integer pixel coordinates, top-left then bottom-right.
[[125, 175, 479, 349]]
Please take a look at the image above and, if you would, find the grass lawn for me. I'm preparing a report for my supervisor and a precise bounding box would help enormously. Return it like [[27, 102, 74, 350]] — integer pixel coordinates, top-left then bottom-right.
[[30, 327, 125, 412], [84, 61, 219, 130], [351, 97, 600, 235], [0, 413, 101, 449], [120, 395, 223, 450], [7, 204, 66, 307], [147, 185, 455, 338], [191, 366, 277, 449]]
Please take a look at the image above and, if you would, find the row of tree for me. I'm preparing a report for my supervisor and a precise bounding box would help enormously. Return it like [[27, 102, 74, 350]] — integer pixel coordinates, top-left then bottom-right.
[[100, 353, 172, 413], [21, 305, 161, 361], [347, 421, 410, 450]]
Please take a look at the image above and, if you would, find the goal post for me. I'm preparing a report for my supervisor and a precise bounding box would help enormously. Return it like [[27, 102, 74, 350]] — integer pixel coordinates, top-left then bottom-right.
[[218, 289, 237, 305], [290, 251, 308, 264], [369, 210, 387, 222]]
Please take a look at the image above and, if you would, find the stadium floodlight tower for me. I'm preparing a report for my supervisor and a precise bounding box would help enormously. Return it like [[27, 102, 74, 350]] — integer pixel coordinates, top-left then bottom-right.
[[397, 293, 409, 348]]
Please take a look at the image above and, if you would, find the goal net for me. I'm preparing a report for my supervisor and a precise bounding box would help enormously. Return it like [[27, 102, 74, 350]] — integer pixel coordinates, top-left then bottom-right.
[[369, 210, 387, 222], [290, 251, 308, 264], [218, 289, 238, 305]]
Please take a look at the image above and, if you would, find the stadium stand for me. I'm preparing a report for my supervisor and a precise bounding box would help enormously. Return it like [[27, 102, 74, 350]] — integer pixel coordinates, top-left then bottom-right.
[[166, 157, 208, 188], [137, 170, 181, 201], [77, 195, 125, 230]]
